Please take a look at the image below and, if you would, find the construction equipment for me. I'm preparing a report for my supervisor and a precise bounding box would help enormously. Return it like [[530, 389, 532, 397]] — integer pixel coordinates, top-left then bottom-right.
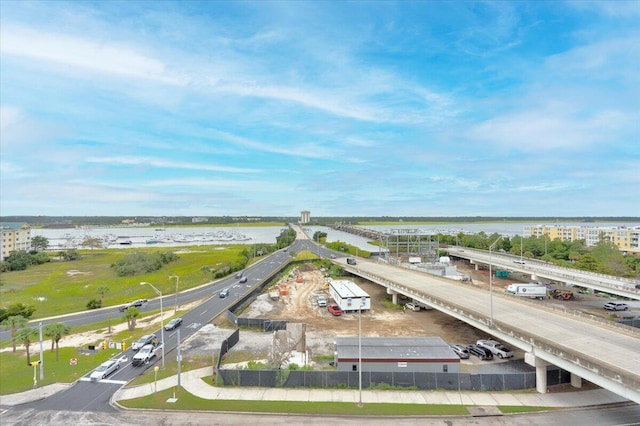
[[552, 289, 574, 301]]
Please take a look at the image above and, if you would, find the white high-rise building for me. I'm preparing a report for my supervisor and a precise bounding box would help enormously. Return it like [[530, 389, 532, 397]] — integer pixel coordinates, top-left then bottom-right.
[[300, 210, 310, 224]]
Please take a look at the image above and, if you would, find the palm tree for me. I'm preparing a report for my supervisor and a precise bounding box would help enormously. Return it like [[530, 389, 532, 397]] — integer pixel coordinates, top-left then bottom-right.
[[1, 315, 28, 352], [124, 306, 140, 331], [96, 285, 110, 305], [43, 322, 71, 361], [15, 326, 37, 365]]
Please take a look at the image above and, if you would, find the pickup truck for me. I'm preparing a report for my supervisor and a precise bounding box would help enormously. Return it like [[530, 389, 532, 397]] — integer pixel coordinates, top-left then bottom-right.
[[476, 339, 514, 359], [132, 343, 163, 366]]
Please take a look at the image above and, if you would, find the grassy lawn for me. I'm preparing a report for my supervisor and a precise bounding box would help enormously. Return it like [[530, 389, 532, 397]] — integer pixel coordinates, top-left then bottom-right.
[[118, 387, 470, 415], [0, 345, 120, 395], [0, 245, 249, 319]]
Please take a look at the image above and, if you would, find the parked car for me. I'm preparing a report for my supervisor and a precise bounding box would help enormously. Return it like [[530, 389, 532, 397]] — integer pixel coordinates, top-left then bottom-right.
[[328, 304, 342, 316], [219, 288, 230, 298], [449, 344, 470, 359], [467, 344, 493, 360], [404, 302, 420, 312], [603, 302, 629, 311], [164, 317, 183, 331], [317, 295, 327, 307], [89, 359, 120, 381], [476, 339, 514, 359], [132, 334, 158, 351]]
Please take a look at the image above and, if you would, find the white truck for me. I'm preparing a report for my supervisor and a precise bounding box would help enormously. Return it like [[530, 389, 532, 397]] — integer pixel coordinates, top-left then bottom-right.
[[132, 343, 163, 367], [505, 283, 547, 300]]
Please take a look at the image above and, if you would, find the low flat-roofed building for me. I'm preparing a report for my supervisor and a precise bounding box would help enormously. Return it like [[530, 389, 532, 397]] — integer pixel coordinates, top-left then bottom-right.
[[335, 336, 459, 373], [329, 279, 370, 312]]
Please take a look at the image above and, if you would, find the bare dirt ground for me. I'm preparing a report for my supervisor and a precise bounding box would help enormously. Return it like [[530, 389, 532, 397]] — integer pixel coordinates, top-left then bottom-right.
[[208, 262, 496, 361]]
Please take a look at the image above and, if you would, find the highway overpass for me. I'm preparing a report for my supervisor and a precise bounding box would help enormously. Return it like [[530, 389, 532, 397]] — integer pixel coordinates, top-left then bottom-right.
[[337, 257, 640, 404], [446, 246, 640, 300]]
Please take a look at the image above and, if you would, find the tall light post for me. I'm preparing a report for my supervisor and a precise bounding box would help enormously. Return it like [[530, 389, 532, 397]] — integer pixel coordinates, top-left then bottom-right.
[[141, 281, 165, 368], [170, 275, 179, 314], [358, 296, 366, 408], [488, 237, 501, 328]]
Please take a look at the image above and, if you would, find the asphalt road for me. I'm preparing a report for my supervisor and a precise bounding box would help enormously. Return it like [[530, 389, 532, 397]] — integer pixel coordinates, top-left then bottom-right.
[[4, 243, 307, 414]]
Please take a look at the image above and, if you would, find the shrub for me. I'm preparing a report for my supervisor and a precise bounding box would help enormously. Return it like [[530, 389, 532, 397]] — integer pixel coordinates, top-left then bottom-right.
[[111, 251, 179, 276], [86, 299, 102, 310]]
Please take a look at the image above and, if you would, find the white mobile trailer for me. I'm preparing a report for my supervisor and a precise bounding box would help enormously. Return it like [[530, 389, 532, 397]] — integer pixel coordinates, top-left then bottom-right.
[[505, 284, 547, 300], [329, 280, 370, 312]]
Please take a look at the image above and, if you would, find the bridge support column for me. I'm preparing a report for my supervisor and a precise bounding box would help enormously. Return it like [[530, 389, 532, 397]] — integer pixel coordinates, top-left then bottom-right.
[[525, 352, 548, 394], [386, 288, 398, 304], [571, 373, 582, 388]]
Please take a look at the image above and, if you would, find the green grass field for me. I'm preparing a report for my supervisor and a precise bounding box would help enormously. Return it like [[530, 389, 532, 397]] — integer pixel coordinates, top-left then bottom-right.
[[0, 245, 249, 319]]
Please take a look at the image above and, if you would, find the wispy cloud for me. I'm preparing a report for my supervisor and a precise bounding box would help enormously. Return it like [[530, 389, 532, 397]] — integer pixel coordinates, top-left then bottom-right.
[[85, 156, 260, 173]]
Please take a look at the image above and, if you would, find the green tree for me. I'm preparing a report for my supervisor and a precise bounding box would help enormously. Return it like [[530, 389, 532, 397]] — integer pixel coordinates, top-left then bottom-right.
[[31, 236, 49, 252], [15, 326, 37, 365], [575, 253, 602, 272], [0, 302, 36, 322], [124, 307, 140, 331], [5, 250, 32, 271], [81, 237, 104, 250], [96, 285, 110, 304], [61, 249, 81, 261], [43, 322, 71, 361], [1, 315, 28, 352]]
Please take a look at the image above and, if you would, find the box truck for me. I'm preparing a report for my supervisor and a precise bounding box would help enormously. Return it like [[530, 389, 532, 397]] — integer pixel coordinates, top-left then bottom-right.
[[505, 283, 547, 300]]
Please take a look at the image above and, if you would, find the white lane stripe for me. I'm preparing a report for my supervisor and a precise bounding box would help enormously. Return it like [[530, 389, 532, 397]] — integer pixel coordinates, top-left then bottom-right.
[[79, 377, 127, 384]]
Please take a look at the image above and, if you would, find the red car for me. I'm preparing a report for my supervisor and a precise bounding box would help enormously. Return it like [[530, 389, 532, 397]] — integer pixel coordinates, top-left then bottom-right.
[[328, 304, 342, 316]]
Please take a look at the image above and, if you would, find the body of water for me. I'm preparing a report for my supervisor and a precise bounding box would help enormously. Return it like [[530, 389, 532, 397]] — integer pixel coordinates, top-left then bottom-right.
[[32, 225, 288, 250]]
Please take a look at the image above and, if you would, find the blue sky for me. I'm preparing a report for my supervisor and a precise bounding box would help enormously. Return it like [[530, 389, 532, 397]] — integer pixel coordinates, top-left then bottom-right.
[[1, 1, 638, 217]]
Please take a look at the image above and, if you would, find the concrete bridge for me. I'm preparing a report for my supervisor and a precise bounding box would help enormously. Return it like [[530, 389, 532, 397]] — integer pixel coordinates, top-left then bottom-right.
[[447, 246, 640, 300], [337, 257, 640, 404]]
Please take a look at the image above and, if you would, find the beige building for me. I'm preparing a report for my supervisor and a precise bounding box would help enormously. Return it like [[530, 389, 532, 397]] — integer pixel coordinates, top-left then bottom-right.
[[524, 225, 640, 255], [300, 210, 310, 224], [1, 223, 32, 261]]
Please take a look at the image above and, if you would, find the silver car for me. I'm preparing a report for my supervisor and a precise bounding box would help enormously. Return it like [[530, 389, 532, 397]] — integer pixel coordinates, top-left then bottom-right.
[[449, 344, 470, 359], [89, 359, 120, 381]]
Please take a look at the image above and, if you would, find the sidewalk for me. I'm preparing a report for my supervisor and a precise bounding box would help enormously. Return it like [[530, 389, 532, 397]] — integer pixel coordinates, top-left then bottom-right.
[[110, 366, 630, 408], [1, 367, 630, 409]]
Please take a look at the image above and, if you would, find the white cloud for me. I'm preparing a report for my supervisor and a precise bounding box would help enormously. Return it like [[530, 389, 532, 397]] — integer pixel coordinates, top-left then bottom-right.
[[85, 156, 260, 174], [0, 24, 185, 85]]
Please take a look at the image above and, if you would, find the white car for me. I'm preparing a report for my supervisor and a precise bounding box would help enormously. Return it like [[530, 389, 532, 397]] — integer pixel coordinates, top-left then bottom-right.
[[476, 339, 514, 359], [404, 303, 420, 311], [90, 359, 120, 381], [603, 302, 629, 311]]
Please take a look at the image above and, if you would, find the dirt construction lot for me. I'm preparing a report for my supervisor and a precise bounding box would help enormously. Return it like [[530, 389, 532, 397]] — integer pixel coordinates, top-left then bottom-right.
[[228, 262, 490, 358]]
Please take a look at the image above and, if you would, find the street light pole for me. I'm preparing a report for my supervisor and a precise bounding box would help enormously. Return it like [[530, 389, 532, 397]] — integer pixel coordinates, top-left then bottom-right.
[[170, 275, 179, 314], [141, 282, 165, 368], [488, 237, 501, 328], [358, 296, 366, 408]]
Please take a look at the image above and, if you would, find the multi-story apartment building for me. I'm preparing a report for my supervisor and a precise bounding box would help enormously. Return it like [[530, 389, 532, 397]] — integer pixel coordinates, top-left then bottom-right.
[[524, 225, 640, 255], [0, 223, 32, 261]]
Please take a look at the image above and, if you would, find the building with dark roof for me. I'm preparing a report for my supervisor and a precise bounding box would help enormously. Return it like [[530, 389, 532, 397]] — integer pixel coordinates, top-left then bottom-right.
[[334, 336, 459, 373]]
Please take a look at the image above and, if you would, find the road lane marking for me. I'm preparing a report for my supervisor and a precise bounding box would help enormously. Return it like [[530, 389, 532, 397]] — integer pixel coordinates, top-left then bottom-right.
[[199, 310, 208, 316], [79, 377, 127, 384]]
